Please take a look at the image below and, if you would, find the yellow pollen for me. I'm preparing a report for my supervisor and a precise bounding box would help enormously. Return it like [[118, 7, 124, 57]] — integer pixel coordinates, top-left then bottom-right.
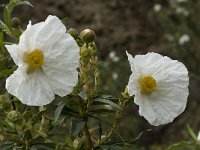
[[139, 76, 157, 95], [24, 49, 44, 69]]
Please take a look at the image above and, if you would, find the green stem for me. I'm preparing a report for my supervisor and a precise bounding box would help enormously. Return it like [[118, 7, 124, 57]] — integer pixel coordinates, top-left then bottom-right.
[[84, 122, 94, 150], [98, 97, 130, 145], [39, 115, 45, 131]]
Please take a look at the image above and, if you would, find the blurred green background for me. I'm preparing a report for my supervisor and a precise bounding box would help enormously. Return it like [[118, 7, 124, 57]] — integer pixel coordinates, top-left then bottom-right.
[[1, 0, 200, 149]]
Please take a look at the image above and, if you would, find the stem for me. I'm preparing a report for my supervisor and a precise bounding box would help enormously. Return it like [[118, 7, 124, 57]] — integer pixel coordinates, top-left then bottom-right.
[[98, 117, 119, 145], [98, 97, 130, 145], [25, 140, 29, 150], [39, 115, 45, 131], [84, 122, 94, 150]]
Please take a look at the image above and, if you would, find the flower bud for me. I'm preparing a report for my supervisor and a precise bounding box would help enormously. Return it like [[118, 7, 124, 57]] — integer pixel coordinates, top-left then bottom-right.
[[73, 139, 80, 149], [7, 111, 20, 121], [12, 17, 21, 28], [73, 138, 85, 150], [68, 28, 78, 39], [80, 29, 96, 43], [80, 45, 90, 58], [122, 86, 129, 98]]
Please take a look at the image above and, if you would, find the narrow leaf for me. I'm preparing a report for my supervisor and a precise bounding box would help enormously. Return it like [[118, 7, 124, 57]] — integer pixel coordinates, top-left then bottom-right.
[[93, 98, 122, 110], [55, 100, 66, 122], [187, 125, 197, 141], [71, 119, 86, 136], [0, 57, 8, 70]]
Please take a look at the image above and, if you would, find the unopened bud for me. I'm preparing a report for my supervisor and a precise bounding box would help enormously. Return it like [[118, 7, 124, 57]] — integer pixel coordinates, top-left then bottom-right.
[[122, 86, 129, 98], [7, 111, 20, 121], [12, 17, 21, 28], [80, 45, 90, 58], [68, 28, 78, 39], [73, 139, 80, 149], [80, 29, 96, 43]]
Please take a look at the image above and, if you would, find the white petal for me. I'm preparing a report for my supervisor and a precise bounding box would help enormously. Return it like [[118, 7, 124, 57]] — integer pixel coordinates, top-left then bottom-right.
[[126, 51, 135, 72], [19, 15, 66, 51], [19, 22, 44, 51], [6, 66, 55, 106], [5, 44, 22, 65], [127, 74, 139, 97], [33, 15, 67, 50], [42, 33, 80, 96], [136, 84, 188, 126]]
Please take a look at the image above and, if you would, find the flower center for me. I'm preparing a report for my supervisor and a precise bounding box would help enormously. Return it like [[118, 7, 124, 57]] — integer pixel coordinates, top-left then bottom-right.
[[139, 76, 157, 95], [24, 49, 44, 69]]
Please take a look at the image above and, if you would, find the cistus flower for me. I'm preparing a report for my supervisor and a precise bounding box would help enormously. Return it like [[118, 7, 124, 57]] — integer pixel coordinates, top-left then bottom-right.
[[5, 15, 80, 106], [126, 52, 189, 126]]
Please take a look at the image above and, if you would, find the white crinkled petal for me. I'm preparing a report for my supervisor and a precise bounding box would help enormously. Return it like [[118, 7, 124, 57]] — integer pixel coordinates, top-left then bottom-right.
[[127, 74, 139, 97], [136, 84, 188, 126], [5, 44, 22, 65], [33, 15, 66, 50], [19, 21, 44, 51], [126, 51, 135, 72], [19, 15, 66, 52], [42, 33, 80, 96], [6, 66, 55, 106], [127, 52, 189, 126]]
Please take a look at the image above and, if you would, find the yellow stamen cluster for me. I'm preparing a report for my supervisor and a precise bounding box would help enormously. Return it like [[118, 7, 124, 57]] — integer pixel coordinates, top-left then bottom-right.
[[24, 49, 44, 69], [139, 76, 157, 95]]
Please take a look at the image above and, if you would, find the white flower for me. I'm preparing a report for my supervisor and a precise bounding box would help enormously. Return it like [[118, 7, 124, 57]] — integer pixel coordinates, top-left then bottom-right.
[[5, 15, 80, 106], [179, 34, 190, 45], [153, 4, 162, 12], [109, 51, 120, 62], [127, 52, 189, 126]]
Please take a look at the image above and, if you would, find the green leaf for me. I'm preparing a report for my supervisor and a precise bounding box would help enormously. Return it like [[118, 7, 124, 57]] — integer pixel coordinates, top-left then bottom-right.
[[0, 57, 8, 70], [167, 141, 194, 150], [93, 98, 122, 111], [91, 104, 115, 114], [55, 100, 66, 122], [30, 109, 46, 125], [1, 0, 32, 38], [61, 106, 81, 118], [49, 103, 82, 118], [3, 0, 33, 24], [99, 145, 123, 150], [0, 20, 13, 38], [187, 125, 197, 141], [0, 142, 13, 150], [0, 31, 4, 45], [100, 129, 151, 146], [31, 144, 55, 150], [71, 119, 86, 136], [0, 65, 17, 79]]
